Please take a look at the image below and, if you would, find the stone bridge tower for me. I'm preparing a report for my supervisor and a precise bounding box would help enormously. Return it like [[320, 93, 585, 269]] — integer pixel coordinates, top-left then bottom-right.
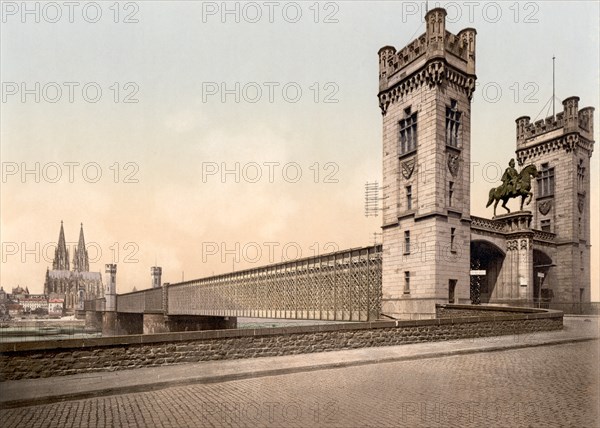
[[104, 263, 117, 311], [515, 97, 595, 304], [151, 266, 162, 289], [378, 8, 476, 319]]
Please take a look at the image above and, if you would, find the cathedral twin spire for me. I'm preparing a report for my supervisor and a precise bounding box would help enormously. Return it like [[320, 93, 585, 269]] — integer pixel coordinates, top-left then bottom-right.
[[52, 221, 89, 272], [53, 221, 69, 270], [73, 223, 89, 272]]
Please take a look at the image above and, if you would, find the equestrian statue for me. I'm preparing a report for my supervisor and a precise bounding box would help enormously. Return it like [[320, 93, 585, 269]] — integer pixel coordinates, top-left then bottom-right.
[[486, 158, 538, 217]]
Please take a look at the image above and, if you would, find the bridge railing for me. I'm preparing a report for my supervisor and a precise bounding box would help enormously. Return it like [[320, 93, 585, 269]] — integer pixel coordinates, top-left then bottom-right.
[[167, 245, 382, 321], [116, 288, 163, 314]]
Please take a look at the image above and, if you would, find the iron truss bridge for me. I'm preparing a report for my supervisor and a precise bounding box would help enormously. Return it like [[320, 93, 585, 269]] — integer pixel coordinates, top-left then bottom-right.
[[162, 245, 383, 322]]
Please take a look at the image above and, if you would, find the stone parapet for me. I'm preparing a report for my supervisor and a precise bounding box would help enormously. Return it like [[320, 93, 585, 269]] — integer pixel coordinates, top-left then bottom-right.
[[0, 307, 562, 381]]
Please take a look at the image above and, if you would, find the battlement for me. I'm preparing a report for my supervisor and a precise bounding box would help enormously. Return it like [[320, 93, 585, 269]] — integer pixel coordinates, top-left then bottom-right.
[[378, 8, 476, 91], [516, 96, 595, 144]]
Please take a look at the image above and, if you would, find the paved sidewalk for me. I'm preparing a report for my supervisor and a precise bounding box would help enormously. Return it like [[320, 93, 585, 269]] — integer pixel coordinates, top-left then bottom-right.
[[1, 316, 597, 409]]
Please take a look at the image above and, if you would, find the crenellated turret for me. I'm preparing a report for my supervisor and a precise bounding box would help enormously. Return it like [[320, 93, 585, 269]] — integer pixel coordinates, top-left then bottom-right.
[[516, 97, 594, 160], [515, 116, 531, 144], [426, 8, 446, 55], [563, 96, 580, 132], [378, 45, 396, 92], [578, 107, 595, 140], [457, 28, 476, 74], [377, 7, 477, 115]]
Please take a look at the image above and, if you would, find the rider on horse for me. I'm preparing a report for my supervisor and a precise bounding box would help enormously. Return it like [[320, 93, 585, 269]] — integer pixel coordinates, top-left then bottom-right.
[[501, 159, 519, 198], [487, 159, 538, 216]]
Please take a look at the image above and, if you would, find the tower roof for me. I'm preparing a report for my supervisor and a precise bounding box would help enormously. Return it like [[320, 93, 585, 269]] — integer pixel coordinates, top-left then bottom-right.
[[58, 220, 66, 248], [77, 223, 86, 252], [53, 220, 70, 271], [73, 223, 90, 272]]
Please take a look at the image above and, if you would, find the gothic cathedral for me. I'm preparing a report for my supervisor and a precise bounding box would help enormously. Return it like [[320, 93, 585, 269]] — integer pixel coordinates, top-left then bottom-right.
[[44, 221, 104, 313]]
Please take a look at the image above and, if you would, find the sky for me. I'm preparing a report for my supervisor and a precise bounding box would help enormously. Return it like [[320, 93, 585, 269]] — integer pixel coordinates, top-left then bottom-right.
[[1, 1, 598, 300]]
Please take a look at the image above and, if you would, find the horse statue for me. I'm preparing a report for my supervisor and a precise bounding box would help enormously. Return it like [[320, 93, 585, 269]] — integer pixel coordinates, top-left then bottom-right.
[[486, 163, 538, 216]]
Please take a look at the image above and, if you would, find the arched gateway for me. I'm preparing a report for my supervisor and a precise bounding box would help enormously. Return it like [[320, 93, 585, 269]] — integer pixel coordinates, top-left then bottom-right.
[[470, 240, 505, 304]]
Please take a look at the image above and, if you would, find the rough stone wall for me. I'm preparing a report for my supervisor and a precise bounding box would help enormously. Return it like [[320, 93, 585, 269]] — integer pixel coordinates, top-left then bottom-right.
[[437, 308, 513, 318], [0, 312, 561, 381]]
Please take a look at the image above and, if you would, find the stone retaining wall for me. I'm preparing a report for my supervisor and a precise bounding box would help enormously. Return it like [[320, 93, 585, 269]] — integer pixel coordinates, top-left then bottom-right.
[[0, 307, 562, 381]]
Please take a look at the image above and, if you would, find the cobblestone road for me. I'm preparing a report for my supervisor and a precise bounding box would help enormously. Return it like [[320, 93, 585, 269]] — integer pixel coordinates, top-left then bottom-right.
[[2, 341, 598, 427]]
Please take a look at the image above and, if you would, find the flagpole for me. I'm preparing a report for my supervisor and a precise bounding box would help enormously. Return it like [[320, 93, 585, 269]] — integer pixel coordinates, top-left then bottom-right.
[[552, 55, 556, 117]]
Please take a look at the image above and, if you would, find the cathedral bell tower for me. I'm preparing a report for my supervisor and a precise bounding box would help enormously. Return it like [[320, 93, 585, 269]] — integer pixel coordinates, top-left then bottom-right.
[[53, 221, 69, 271], [378, 8, 476, 319], [73, 223, 90, 272]]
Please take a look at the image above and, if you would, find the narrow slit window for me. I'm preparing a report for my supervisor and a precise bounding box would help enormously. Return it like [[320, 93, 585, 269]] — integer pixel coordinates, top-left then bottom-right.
[[446, 100, 461, 148]]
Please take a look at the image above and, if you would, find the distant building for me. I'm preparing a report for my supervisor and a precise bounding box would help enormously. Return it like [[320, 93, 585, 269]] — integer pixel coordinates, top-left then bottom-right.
[[1, 286, 49, 314], [7, 303, 23, 317], [43, 222, 104, 313], [10, 285, 29, 300], [48, 299, 64, 317], [19, 295, 49, 313]]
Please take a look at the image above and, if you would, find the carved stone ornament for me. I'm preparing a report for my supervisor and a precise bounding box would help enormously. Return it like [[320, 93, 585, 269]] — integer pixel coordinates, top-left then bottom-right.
[[538, 200, 552, 216], [402, 158, 416, 179], [447, 153, 460, 177], [578, 194, 585, 213], [506, 240, 519, 251]]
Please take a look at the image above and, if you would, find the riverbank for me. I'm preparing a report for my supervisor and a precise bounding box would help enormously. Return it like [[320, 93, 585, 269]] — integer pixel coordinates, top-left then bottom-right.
[[0, 317, 96, 343], [0, 316, 85, 329]]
